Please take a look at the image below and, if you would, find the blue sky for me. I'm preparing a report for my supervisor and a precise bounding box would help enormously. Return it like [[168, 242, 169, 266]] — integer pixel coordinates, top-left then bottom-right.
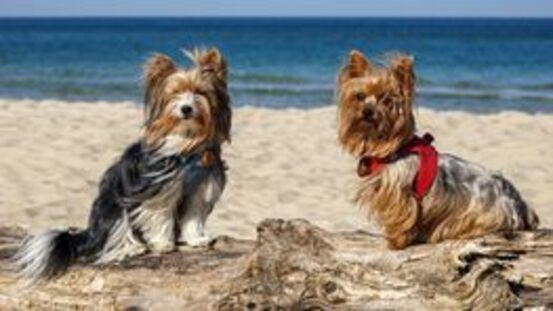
[[1, 0, 552, 17]]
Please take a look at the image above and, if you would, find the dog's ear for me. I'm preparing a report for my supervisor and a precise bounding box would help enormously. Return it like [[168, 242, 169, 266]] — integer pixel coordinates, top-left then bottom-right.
[[195, 48, 228, 82], [390, 54, 415, 102], [143, 53, 177, 90], [142, 54, 177, 124], [338, 50, 371, 86]]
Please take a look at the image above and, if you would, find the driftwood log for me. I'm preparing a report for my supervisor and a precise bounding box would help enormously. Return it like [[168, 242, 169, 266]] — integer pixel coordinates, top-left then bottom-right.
[[0, 219, 552, 310]]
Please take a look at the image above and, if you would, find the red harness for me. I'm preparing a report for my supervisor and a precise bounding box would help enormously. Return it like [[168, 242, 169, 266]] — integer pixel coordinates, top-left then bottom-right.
[[357, 133, 438, 202]]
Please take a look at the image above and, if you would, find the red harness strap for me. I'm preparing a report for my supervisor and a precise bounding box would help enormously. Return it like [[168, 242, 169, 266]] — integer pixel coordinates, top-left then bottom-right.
[[357, 133, 438, 202]]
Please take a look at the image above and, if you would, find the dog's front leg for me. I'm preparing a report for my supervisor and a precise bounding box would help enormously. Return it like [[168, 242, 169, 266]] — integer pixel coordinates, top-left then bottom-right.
[[179, 167, 224, 247], [387, 231, 415, 250], [132, 205, 177, 254], [178, 189, 213, 247], [181, 221, 211, 247]]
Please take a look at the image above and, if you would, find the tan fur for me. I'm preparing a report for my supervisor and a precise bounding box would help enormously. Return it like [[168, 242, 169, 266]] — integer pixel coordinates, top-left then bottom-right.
[[142, 48, 231, 155], [337, 50, 539, 249], [337, 51, 416, 159], [357, 155, 530, 249]]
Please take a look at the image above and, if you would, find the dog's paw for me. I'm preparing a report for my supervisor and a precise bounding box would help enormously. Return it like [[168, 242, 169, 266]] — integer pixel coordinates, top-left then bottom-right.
[[184, 235, 212, 247], [95, 244, 148, 264], [149, 241, 177, 254], [130, 245, 149, 257]]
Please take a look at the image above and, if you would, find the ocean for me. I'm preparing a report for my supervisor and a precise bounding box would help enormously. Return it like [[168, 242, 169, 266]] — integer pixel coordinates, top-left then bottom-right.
[[0, 17, 552, 112]]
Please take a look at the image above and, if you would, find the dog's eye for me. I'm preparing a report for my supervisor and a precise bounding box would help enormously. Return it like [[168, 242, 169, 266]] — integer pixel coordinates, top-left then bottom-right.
[[195, 89, 207, 97], [355, 92, 366, 101], [379, 94, 392, 106], [201, 66, 215, 76]]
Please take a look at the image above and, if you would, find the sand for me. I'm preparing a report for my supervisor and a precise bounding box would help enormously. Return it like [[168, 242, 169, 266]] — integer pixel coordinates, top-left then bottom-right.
[[0, 99, 552, 238]]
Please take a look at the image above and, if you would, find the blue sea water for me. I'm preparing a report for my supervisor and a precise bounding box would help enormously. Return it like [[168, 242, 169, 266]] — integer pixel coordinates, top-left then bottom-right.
[[0, 17, 552, 112]]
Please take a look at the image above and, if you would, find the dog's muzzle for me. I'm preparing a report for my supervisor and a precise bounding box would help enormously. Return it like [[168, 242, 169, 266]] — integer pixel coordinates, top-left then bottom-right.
[[172, 92, 197, 120], [180, 105, 194, 119]]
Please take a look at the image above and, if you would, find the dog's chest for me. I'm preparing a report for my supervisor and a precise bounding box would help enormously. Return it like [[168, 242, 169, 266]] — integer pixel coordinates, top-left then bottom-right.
[[139, 172, 187, 211], [184, 162, 225, 208], [141, 163, 224, 211], [200, 172, 224, 206]]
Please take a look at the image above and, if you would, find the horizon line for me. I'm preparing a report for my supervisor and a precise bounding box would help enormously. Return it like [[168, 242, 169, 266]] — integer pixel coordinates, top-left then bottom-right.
[[1, 15, 552, 19]]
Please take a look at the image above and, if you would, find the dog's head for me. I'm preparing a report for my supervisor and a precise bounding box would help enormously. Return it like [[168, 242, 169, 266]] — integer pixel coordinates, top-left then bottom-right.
[[336, 50, 416, 158], [142, 48, 231, 155]]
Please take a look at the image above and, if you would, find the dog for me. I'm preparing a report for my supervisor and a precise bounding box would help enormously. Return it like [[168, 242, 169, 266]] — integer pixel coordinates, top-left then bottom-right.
[[14, 47, 231, 281], [336, 50, 539, 249]]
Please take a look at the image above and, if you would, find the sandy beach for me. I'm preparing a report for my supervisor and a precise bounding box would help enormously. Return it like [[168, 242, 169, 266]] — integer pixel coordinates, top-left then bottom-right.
[[0, 99, 552, 238]]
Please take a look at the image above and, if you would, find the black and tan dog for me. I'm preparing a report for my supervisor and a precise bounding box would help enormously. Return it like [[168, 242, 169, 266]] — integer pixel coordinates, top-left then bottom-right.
[[336, 50, 539, 249], [14, 48, 231, 281]]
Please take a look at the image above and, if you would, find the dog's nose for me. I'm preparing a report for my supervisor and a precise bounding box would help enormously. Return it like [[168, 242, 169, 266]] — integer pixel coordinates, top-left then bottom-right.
[[363, 106, 374, 119], [180, 105, 193, 117]]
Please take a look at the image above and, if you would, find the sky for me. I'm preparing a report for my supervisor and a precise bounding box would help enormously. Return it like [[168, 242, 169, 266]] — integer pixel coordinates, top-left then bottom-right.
[[0, 0, 552, 18]]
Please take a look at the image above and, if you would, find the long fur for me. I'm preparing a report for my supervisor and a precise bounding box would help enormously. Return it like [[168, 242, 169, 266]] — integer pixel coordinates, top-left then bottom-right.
[[336, 50, 539, 249], [14, 48, 231, 282]]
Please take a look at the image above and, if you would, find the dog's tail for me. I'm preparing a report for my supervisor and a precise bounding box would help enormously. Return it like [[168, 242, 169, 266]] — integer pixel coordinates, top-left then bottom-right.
[[13, 215, 117, 282]]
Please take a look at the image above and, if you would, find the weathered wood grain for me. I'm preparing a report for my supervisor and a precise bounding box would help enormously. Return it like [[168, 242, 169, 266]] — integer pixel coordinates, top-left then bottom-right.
[[1, 220, 551, 310]]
